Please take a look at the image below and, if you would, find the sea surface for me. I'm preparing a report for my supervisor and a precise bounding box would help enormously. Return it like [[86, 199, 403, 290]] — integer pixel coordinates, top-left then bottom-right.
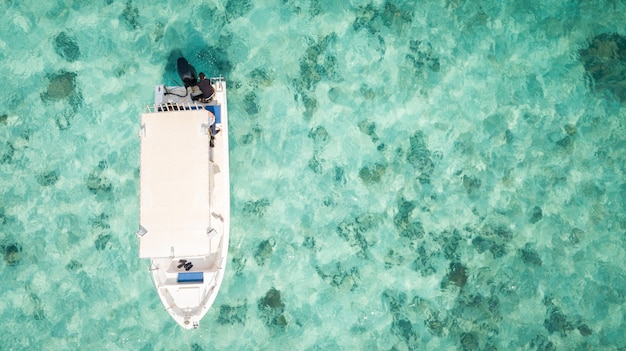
[[1, 0, 626, 350]]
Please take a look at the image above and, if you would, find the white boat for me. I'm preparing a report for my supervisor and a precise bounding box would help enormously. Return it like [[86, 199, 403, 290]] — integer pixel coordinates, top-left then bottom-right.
[[137, 58, 229, 329]]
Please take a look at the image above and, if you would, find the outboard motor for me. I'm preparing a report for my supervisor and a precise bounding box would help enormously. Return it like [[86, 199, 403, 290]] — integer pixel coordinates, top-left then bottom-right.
[[177, 57, 197, 88]]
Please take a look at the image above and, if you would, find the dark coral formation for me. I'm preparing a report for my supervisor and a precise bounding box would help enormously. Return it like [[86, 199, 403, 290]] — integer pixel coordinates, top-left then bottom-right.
[[40, 70, 83, 129], [358, 162, 386, 184], [425, 312, 445, 337], [543, 298, 574, 337], [242, 198, 270, 216], [308, 0, 323, 16], [217, 302, 248, 325], [243, 91, 259, 115], [302, 236, 317, 251], [529, 206, 543, 224], [308, 125, 330, 146], [2, 242, 22, 266], [407, 131, 435, 183], [406, 40, 441, 75], [579, 33, 626, 102], [37, 170, 59, 187], [65, 260, 83, 271], [91, 213, 110, 231], [292, 34, 338, 119], [29, 293, 46, 320], [122, 0, 140, 30], [411, 245, 436, 276], [382, 289, 420, 349], [393, 197, 424, 248], [437, 229, 464, 260], [315, 262, 361, 291], [261, 288, 284, 309], [54, 32, 80, 62], [91, 213, 112, 250], [472, 224, 513, 259], [358, 120, 379, 143], [519, 243, 542, 266], [86, 160, 112, 194], [41, 71, 77, 101], [384, 249, 405, 269], [459, 332, 479, 351], [441, 262, 468, 288], [257, 288, 287, 328], [378, 210, 565, 349], [95, 233, 111, 251], [332, 165, 346, 185], [240, 125, 262, 145], [1, 142, 15, 165], [230, 254, 247, 275], [445, 288, 503, 349], [152, 21, 165, 42], [529, 334, 556, 351], [568, 227, 584, 245], [353, 1, 414, 35], [308, 156, 323, 174], [391, 318, 419, 347], [542, 296, 592, 338], [307, 126, 330, 174], [463, 175, 482, 195], [398, 36, 442, 91], [254, 238, 275, 266], [0, 133, 26, 165], [335, 214, 379, 258], [248, 67, 272, 88], [225, 0, 253, 22]]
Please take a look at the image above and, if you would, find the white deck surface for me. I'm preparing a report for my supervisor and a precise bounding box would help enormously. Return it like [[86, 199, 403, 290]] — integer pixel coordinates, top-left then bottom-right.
[[139, 110, 212, 258]]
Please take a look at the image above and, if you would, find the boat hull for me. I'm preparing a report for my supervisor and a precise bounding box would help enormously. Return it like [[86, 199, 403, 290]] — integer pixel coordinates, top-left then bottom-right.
[[150, 253, 228, 329], [139, 77, 229, 329]]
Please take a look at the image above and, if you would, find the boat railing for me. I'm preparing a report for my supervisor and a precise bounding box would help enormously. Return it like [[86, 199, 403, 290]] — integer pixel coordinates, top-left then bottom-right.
[[209, 76, 225, 84], [144, 102, 207, 113], [210, 76, 225, 91]]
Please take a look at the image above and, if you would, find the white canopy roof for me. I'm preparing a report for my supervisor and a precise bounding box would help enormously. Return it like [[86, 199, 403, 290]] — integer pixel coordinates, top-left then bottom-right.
[[139, 110, 211, 258]]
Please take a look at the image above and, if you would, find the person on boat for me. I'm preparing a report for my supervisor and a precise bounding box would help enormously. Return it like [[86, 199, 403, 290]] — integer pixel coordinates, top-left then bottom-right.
[[177, 57, 197, 88], [196, 72, 215, 103]]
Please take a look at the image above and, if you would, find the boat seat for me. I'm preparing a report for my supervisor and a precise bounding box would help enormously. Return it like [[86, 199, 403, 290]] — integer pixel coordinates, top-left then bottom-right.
[[204, 105, 221, 136], [205, 105, 221, 125], [177, 272, 204, 283]]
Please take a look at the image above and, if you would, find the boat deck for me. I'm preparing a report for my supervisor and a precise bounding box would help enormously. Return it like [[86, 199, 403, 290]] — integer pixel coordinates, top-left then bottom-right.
[[151, 254, 221, 286]]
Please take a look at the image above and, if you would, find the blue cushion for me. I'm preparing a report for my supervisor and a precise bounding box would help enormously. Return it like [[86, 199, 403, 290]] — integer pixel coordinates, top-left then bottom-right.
[[177, 272, 204, 283], [205, 105, 221, 124]]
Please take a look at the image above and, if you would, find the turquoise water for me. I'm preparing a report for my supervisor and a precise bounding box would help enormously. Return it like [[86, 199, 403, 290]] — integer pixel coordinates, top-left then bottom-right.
[[1, 0, 626, 349]]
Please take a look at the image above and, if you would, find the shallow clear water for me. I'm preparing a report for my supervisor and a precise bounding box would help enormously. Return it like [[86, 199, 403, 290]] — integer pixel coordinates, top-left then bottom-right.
[[1, 0, 626, 350]]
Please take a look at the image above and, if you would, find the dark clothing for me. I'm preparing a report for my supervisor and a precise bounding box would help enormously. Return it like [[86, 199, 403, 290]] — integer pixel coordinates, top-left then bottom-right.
[[177, 57, 197, 88], [197, 79, 215, 100]]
